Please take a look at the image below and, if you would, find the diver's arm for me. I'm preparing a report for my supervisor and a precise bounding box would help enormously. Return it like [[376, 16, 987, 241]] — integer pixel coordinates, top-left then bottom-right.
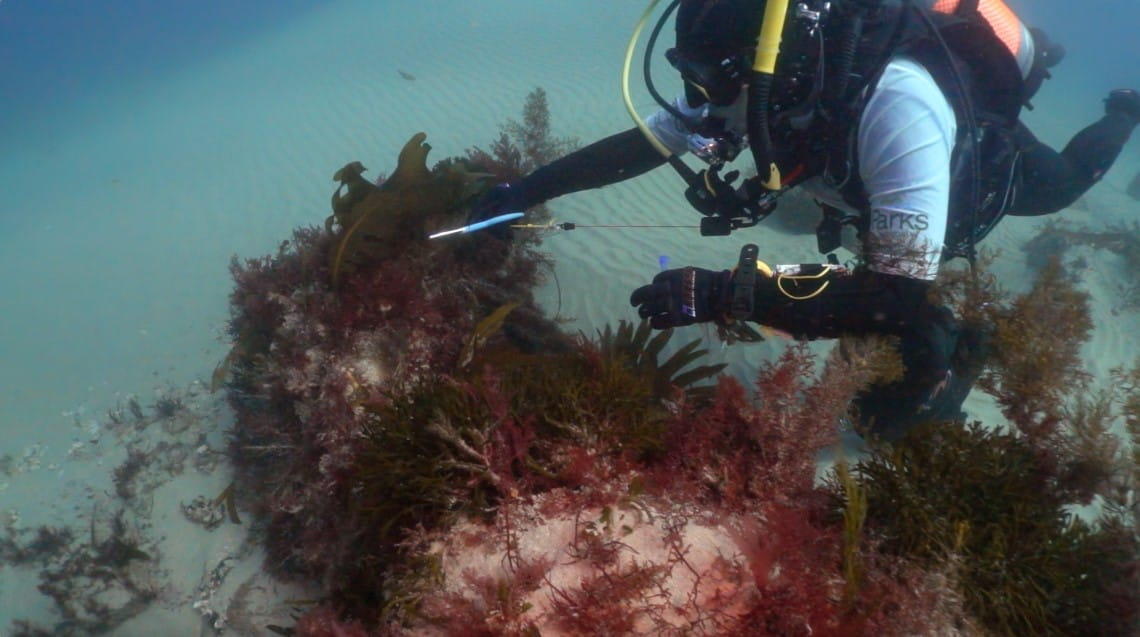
[[517, 95, 709, 206], [746, 265, 943, 337], [1008, 106, 1137, 216], [518, 127, 667, 207], [631, 261, 955, 383]]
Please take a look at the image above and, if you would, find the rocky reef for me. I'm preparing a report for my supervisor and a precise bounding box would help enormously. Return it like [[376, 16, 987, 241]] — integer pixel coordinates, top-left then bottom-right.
[[207, 91, 1140, 636]]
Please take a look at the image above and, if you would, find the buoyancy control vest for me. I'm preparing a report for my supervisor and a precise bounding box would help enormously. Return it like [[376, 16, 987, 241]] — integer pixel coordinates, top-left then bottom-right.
[[767, 0, 1043, 260]]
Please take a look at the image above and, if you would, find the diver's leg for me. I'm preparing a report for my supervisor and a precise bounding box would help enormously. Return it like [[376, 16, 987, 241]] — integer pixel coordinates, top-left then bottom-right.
[[1010, 92, 1138, 215]]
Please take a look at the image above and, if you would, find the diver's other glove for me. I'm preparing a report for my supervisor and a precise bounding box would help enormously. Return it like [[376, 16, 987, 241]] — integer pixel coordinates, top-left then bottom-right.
[[1105, 89, 1140, 126], [629, 267, 733, 329]]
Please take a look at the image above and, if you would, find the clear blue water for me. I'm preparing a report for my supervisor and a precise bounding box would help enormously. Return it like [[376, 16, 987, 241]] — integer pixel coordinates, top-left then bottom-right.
[[0, 0, 1137, 632]]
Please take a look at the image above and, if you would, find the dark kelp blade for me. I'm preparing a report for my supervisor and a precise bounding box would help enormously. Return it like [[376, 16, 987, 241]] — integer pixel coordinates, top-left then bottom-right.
[[458, 302, 520, 370], [214, 482, 242, 525]]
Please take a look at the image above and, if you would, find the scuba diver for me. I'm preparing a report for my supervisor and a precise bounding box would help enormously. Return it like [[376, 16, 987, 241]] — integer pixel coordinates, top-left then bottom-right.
[[469, 0, 1140, 440]]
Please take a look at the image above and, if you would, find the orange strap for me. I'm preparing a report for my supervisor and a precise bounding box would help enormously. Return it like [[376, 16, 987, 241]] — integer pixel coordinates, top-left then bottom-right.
[[931, 0, 1023, 58]]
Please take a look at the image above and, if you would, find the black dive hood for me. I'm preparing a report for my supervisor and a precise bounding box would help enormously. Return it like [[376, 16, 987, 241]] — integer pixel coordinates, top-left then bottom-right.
[[645, 0, 798, 192]]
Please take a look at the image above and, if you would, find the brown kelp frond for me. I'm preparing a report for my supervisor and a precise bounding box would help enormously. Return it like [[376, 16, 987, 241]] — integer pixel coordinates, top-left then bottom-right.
[[457, 302, 520, 371], [929, 249, 1005, 328], [326, 160, 375, 234], [326, 133, 481, 286], [979, 258, 1093, 440], [595, 319, 727, 403], [834, 452, 868, 608]]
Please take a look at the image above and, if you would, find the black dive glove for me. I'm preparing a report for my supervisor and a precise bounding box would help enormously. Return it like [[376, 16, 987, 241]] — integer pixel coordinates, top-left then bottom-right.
[[470, 180, 530, 222], [466, 180, 529, 238], [629, 267, 733, 329], [1105, 89, 1140, 126]]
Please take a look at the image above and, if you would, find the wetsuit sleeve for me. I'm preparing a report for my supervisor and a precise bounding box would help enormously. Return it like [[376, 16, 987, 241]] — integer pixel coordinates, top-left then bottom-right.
[[745, 267, 945, 344], [517, 94, 715, 207], [518, 127, 668, 207], [1007, 113, 1136, 216]]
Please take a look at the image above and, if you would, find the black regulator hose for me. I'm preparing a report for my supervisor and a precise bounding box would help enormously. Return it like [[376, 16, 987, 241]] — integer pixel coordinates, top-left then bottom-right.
[[746, 75, 778, 186], [827, 5, 865, 105]]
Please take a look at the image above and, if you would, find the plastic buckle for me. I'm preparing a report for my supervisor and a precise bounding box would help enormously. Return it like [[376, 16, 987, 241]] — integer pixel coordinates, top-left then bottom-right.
[[731, 244, 760, 320]]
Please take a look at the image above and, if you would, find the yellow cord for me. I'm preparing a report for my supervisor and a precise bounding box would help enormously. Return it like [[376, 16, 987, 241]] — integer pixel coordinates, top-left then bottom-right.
[[776, 273, 831, 300], [754, 259, 832, 301], [622, 0, 674, 159]]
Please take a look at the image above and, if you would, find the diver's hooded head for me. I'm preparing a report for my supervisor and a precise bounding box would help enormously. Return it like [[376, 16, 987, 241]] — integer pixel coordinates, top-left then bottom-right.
[[675, 0, 765, 62], [671, 0, 766, 106]]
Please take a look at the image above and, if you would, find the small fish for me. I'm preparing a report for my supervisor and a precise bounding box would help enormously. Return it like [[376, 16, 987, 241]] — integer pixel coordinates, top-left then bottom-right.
[[398, 69, 416, 81]]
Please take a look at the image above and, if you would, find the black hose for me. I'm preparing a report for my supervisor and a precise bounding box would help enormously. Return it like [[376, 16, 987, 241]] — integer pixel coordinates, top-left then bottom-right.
[[747, 72, 776, 185], [827, 9, 864, 106], [644, 0, 698, 127], [910, 0, 981, 264]]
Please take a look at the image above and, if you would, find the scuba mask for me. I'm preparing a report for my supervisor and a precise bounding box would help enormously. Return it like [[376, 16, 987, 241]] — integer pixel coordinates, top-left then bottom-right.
[[666, 46, 751, 107]]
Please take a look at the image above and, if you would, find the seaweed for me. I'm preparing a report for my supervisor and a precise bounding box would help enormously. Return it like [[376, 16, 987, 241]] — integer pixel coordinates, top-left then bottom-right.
[[220, 86, 1086, 634], [853, 420, 1136, 636], [1022, 219, 1140, 305], [325, 133, 487, 286], [112, 448, 149, 500], [457, 302, 519, 370], [214, 482, 241, 525], [466, 87, 578, 179], [834, 259, 1140, 635], [835, 453, 868, 608], [595, 319, 727, 404], [337, 320, 731, 624], [981, 259, 1093, 444]]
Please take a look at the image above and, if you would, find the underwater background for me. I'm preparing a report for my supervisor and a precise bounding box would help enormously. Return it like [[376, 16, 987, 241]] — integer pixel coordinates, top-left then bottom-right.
[[1, 0, 1138, 633]]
